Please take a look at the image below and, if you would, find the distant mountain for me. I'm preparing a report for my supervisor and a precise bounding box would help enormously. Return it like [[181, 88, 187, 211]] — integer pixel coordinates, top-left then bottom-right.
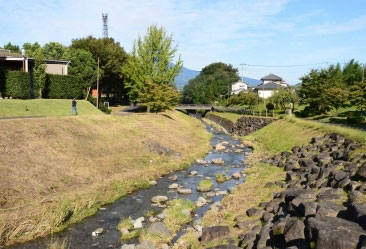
[[243, 77, 261, 87], [174, 66, 200, 90], [174, 65, 261, 89]]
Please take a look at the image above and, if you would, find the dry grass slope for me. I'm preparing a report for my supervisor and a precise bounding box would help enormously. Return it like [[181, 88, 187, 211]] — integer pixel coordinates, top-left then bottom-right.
[[0, 111, 212, 246]]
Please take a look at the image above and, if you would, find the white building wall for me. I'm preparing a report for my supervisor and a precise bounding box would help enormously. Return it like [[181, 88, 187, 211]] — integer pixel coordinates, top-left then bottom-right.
[[231, 82, 248, 95], [258, 90, 276, 99]]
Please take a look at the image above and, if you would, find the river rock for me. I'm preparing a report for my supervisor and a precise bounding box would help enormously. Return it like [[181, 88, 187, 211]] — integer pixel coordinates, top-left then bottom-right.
[[92, 227, 104, 236], [168, 175, 177, 181], [151, 196, 168, 203], [196, 159, 208, 164], [157, 213, 167, 220], [189, 171, 198, 176], [215, 143, 226, 151], [284, 218, 305, 243], [212, 158, 224, 164], [306, 216, 366, 249], [178, 188, 192, 194], [134, 217, 144, 229], [121, 244, 135, 249], [206, 192, 216, 198], [232, 172, 241, 179], [201, 226, 231, 243], [147, 222, 170, 236], [196, 197, 207, 207], [149, 180, 157, 185], [168, 183, 178, 189]]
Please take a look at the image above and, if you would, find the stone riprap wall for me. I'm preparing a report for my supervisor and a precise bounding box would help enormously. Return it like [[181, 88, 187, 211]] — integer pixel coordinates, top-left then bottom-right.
[[234, 116, 275, 136], [203, 133, 366, 249], [205, 113, 275, 136]]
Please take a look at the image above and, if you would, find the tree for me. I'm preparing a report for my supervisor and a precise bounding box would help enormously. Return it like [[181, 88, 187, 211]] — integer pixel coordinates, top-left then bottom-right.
[[138, 80, 180, 112], [3, 42, 21, 53], [42, 42, 66, 60], [71, 36, 128, 100], [298, 63, 345, 114], [343, 59, 362, 86], [322, 87, 349, 114], [63, 48, 99, 95], [122, 24, 182, 112], [23, 42, 46, 98], [227, 92, 261, 107], [268, 88, 298, 110], [350, 81, 366, 112], [182, 62, 240, 104]]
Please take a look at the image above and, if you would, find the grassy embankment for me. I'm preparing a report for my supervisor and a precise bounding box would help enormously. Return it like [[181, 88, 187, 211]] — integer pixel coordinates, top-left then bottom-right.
[[175, 114, 365, 248], [0, 99, 103, 117], [0, 111, 212, 247]]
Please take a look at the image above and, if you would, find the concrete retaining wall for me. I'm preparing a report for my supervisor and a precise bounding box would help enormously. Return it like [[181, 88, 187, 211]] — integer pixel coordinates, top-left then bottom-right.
[[206, 113, 276, 136]]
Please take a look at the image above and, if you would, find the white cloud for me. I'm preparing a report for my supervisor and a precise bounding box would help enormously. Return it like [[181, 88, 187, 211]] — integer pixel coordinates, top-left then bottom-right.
[[301, 15, 366, 36]]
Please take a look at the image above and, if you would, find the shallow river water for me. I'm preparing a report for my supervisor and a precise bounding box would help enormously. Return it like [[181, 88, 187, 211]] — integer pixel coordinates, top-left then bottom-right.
[[11, 123, 251, 249]]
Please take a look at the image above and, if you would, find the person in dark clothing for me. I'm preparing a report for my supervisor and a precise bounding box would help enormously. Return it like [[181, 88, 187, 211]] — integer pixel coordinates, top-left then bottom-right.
[[72, 98, 78, 115]]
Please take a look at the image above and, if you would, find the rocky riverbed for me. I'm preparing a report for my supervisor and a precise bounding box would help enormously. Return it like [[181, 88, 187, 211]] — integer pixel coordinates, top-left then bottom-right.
[[9, 124, 251, 249], [197, 133, 366, 249]]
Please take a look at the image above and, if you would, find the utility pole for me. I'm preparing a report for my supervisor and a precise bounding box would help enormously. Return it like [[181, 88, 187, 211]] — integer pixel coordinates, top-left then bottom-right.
[[97, 57, 100, 109]]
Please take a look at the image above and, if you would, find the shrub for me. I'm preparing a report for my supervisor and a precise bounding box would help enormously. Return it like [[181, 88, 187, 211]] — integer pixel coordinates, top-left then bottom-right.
[[0, 70, 30, 99], [43, 74, 83, 99], [87, 95, 111, 114], [266, 102, 275, 110]]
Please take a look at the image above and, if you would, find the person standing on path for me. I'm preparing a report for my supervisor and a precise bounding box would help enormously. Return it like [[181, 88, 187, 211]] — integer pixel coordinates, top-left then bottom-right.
[[72, 98, 78, 115]]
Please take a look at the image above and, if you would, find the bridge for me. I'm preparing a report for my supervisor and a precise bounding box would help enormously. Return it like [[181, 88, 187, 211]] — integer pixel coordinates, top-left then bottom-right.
[[175, 104, 213, 111]]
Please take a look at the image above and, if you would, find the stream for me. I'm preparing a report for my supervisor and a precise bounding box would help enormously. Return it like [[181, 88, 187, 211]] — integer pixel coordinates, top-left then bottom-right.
[[11, 123, 251, 249]]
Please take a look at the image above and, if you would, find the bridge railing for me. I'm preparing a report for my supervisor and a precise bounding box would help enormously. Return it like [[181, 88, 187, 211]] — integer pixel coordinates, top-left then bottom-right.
[[213, 106, 276, 118], [175, 104, 213, 110]]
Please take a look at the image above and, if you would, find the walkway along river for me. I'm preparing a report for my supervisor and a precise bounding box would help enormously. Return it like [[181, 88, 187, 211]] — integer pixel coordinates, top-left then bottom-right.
[[11, 122, 251, 249]]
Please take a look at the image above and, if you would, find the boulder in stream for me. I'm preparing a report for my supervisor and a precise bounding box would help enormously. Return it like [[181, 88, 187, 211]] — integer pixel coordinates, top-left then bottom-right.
[[151, 195, 168, 203]]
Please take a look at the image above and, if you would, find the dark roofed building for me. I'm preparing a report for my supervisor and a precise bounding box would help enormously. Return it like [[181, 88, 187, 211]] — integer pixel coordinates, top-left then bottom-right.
[[260, 73, 283, 81], [254, 73, 288, 99]]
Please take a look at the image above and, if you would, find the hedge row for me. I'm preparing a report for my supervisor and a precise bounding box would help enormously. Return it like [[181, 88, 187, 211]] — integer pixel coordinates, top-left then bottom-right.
[[0, 70, 30, 99], [0, 70, 84, 99], [43, 74, 83, 99]]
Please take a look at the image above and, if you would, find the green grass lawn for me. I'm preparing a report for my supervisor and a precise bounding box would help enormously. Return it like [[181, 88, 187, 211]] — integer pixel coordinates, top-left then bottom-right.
[[0, 99, 103, 117]]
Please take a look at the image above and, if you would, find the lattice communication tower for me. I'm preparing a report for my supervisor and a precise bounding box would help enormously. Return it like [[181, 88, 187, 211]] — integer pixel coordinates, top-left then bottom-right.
[[102, 13, 108, 38]]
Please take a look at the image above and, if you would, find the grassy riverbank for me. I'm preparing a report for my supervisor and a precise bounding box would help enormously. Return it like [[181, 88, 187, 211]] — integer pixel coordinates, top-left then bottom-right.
[[174, 116, 365, 248], [0, 111, 212, 246]]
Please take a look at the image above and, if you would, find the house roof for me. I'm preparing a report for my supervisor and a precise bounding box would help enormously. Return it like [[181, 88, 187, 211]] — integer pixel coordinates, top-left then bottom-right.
[[260, 73, 282, 81], [254, 82, 285, 90]]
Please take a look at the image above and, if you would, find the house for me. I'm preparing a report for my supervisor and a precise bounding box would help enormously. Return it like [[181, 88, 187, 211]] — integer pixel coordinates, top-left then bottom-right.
[[0, 48, 70, 97], [254, 73, 287, 99], [0, 49, 70, 75], [231, 80, 248, 94]]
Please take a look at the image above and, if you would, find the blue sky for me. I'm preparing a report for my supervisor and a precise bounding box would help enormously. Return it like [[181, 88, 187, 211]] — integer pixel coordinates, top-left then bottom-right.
[[1, 0, 365, 84]]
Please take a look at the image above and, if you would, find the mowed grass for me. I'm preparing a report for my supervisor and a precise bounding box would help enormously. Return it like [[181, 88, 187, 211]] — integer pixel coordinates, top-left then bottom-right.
[[0, 99, 103, 117], [0, 111, 212, 246], [174, 115, 366, 248]]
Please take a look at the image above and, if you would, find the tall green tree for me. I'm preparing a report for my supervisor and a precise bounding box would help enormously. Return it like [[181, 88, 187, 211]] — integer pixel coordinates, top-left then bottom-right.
[[182, 62, 240, 104], [299, 63, 345, 113], [122, 24, 182, 112], [23, 42, 46, 98], [63, 48, 99, 95], [71, 36, 127, 100], [42, 42, 66, 60], [3, 42, 21, 53]]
